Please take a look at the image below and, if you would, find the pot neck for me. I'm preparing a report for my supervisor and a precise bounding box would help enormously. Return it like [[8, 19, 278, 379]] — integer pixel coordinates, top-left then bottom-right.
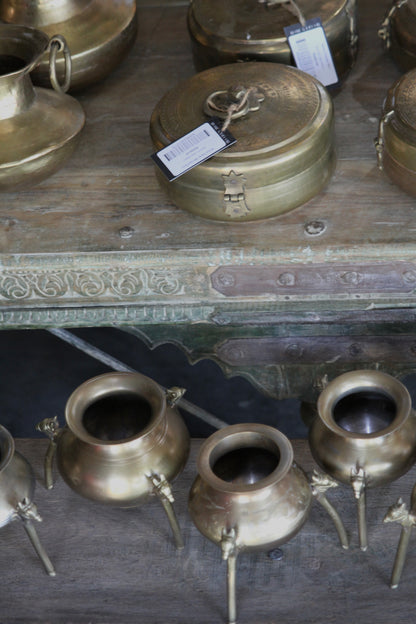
[[0, 71, 36, 120], [0, 0, 90, 27]]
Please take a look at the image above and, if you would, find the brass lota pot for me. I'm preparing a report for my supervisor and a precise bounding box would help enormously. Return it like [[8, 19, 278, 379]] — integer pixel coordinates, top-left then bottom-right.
[[37, 372, 190, 549], [188, 0, 358, 83], [309, 370, 416, 550], [379, 0, 416, 71], [0, 0, 137, 91], [0, 425, 55, 575], [189, 423, 347, 624], [150, 62, 335, 222], [0, 24, 85, 191], [375, 68, 416, 197]]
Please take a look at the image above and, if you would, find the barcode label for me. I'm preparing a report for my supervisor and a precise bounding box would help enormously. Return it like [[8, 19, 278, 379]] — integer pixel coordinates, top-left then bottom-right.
[[152, 117, 236, 181], [284, 18, 338, 87]]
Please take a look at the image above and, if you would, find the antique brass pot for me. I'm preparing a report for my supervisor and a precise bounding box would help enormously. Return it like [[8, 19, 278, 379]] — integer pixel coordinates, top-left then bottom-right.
[[379, 0, 416, 71], [0, 425, 55, 575], [309, 370, 416, 550], [150, 62, 335, 222], [189, 423, 347, 624], [188, 0, 358, 82], [0, 24, 84, 191], [0, 0, 137, 90], [37, 372, 190, 548], [375, 69, 416, 197]]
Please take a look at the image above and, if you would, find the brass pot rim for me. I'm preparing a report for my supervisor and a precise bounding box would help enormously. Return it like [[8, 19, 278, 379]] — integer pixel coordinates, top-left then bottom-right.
[[0, 23, 50, 77], [317, 369, 412, 440], [64, 371, 166, 448], [197, 423, 293, 494], [0, 424, 14, 473]]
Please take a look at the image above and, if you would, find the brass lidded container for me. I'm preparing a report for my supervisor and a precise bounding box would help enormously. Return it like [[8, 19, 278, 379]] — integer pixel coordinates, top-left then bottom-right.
[[150, 62, 335, 222], [0, 24, 85, 191], [0, 0, 137, 90], [375, 69, 416, 197], [37, 372, 190, 549], [187, 0, 358, 81], [309, 370, 416, 551], [379, 0, 416, 71]]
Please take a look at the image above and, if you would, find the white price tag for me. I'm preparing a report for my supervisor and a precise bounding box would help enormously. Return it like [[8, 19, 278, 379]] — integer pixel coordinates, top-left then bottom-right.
[[284, 18, 338, 87], [152, 117, 236, 181]]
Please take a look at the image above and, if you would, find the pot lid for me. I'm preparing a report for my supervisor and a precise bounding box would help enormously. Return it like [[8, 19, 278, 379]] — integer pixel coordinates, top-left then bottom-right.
[[386, 69, 416, 140], [189, 0, 347, 41], [152, 62, 328, 157]]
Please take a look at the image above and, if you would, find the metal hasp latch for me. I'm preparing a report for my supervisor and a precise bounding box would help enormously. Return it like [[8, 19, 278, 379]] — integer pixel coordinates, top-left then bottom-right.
[[222, 170, 250, 218]]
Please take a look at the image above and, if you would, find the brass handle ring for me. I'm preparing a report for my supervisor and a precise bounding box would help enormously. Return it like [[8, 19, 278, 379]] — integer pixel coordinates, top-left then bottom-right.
[[48, 34, 72, 94], [204, 89, 253, 121]]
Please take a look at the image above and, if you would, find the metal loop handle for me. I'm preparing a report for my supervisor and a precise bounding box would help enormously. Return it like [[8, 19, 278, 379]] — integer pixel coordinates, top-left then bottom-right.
[[259, 0, 306, 26], [204, 87, 265, 131], [48, 34, 72, 94]]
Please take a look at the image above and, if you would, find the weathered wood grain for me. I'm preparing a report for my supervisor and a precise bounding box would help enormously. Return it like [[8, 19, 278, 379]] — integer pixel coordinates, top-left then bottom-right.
[[1, 438, 416, 623]]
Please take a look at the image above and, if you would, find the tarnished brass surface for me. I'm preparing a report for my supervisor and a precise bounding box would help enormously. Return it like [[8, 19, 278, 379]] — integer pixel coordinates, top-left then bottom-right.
[[189, 424, 312, 551], [378, 0, 416, 71], [51, 372, 190, 507], [310, 370, 416, 488], [376, 69, 416, 197], [0, 0, 137, 90], [150, 62, 335, 222], [0, 24, 85, 191], [0, 425, 55, 575], [187, 0, 357, 81]]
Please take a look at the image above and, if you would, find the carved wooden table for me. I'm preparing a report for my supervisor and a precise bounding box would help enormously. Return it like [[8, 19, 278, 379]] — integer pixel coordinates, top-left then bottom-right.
[[2, 438, 416, 623], [1, 0, 416, 402]]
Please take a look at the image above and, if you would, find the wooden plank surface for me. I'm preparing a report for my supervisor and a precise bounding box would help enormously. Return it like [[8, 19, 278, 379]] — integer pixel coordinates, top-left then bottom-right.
[[0, 0, 409, 260], [2, 438, 416, 623]]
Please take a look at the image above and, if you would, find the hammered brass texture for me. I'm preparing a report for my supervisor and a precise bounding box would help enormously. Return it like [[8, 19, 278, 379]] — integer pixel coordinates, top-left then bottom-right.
[[378, 69, 416, 196], [187, 0, 357, 80], [0, 24, 85, 190], [150, 62, 335, 222], [0, 0, 137, 90]]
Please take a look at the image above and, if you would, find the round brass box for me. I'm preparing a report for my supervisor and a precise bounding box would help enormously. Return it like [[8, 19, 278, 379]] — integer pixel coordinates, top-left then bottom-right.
[[150, 62, 335, 222], [379, 0, 416, 71], [376, 68, 416, 197], [187, 0, 357, 81]]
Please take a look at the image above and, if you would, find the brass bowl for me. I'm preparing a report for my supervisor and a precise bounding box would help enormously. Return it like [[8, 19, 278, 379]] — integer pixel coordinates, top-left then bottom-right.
[[0, 0, 137, 90], [188, 0, 358, 82], [0, 425, 55, 575], [0, 23, 85, 190], [375, 68, 416, 197], [309, 370, 416, 549], [150, 62, 335, 222], [38, 372, 190, 548]]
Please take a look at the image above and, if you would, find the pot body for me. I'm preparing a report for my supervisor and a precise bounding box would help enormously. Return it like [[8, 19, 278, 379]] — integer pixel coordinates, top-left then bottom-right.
[[150, 62, 335, 222], [0, 425, 35, 528], [379, 0, 416, 71], [56, 372, 190, 507], [0, 23, 85, 190], [376, 69, 416, 197], [0, 0, 137, 90], [187, 0, 357, 81], [309, 370, 416, 488], [189, 424, 312, 552]]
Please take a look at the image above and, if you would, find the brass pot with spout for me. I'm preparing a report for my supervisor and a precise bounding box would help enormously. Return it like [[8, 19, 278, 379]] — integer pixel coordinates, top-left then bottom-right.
[[0, 23, 84, 190], [37, 372, 190, 549], [0, 425, 55, 576], [309, 369, 416, 551], [0, 0, 137, 90], [189, 423, 348, 624]]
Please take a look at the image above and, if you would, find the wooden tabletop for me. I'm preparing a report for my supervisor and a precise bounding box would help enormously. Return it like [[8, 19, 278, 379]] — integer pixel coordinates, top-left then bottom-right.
[[0, 0, 414, 326], [2, 438, 416, 623]]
